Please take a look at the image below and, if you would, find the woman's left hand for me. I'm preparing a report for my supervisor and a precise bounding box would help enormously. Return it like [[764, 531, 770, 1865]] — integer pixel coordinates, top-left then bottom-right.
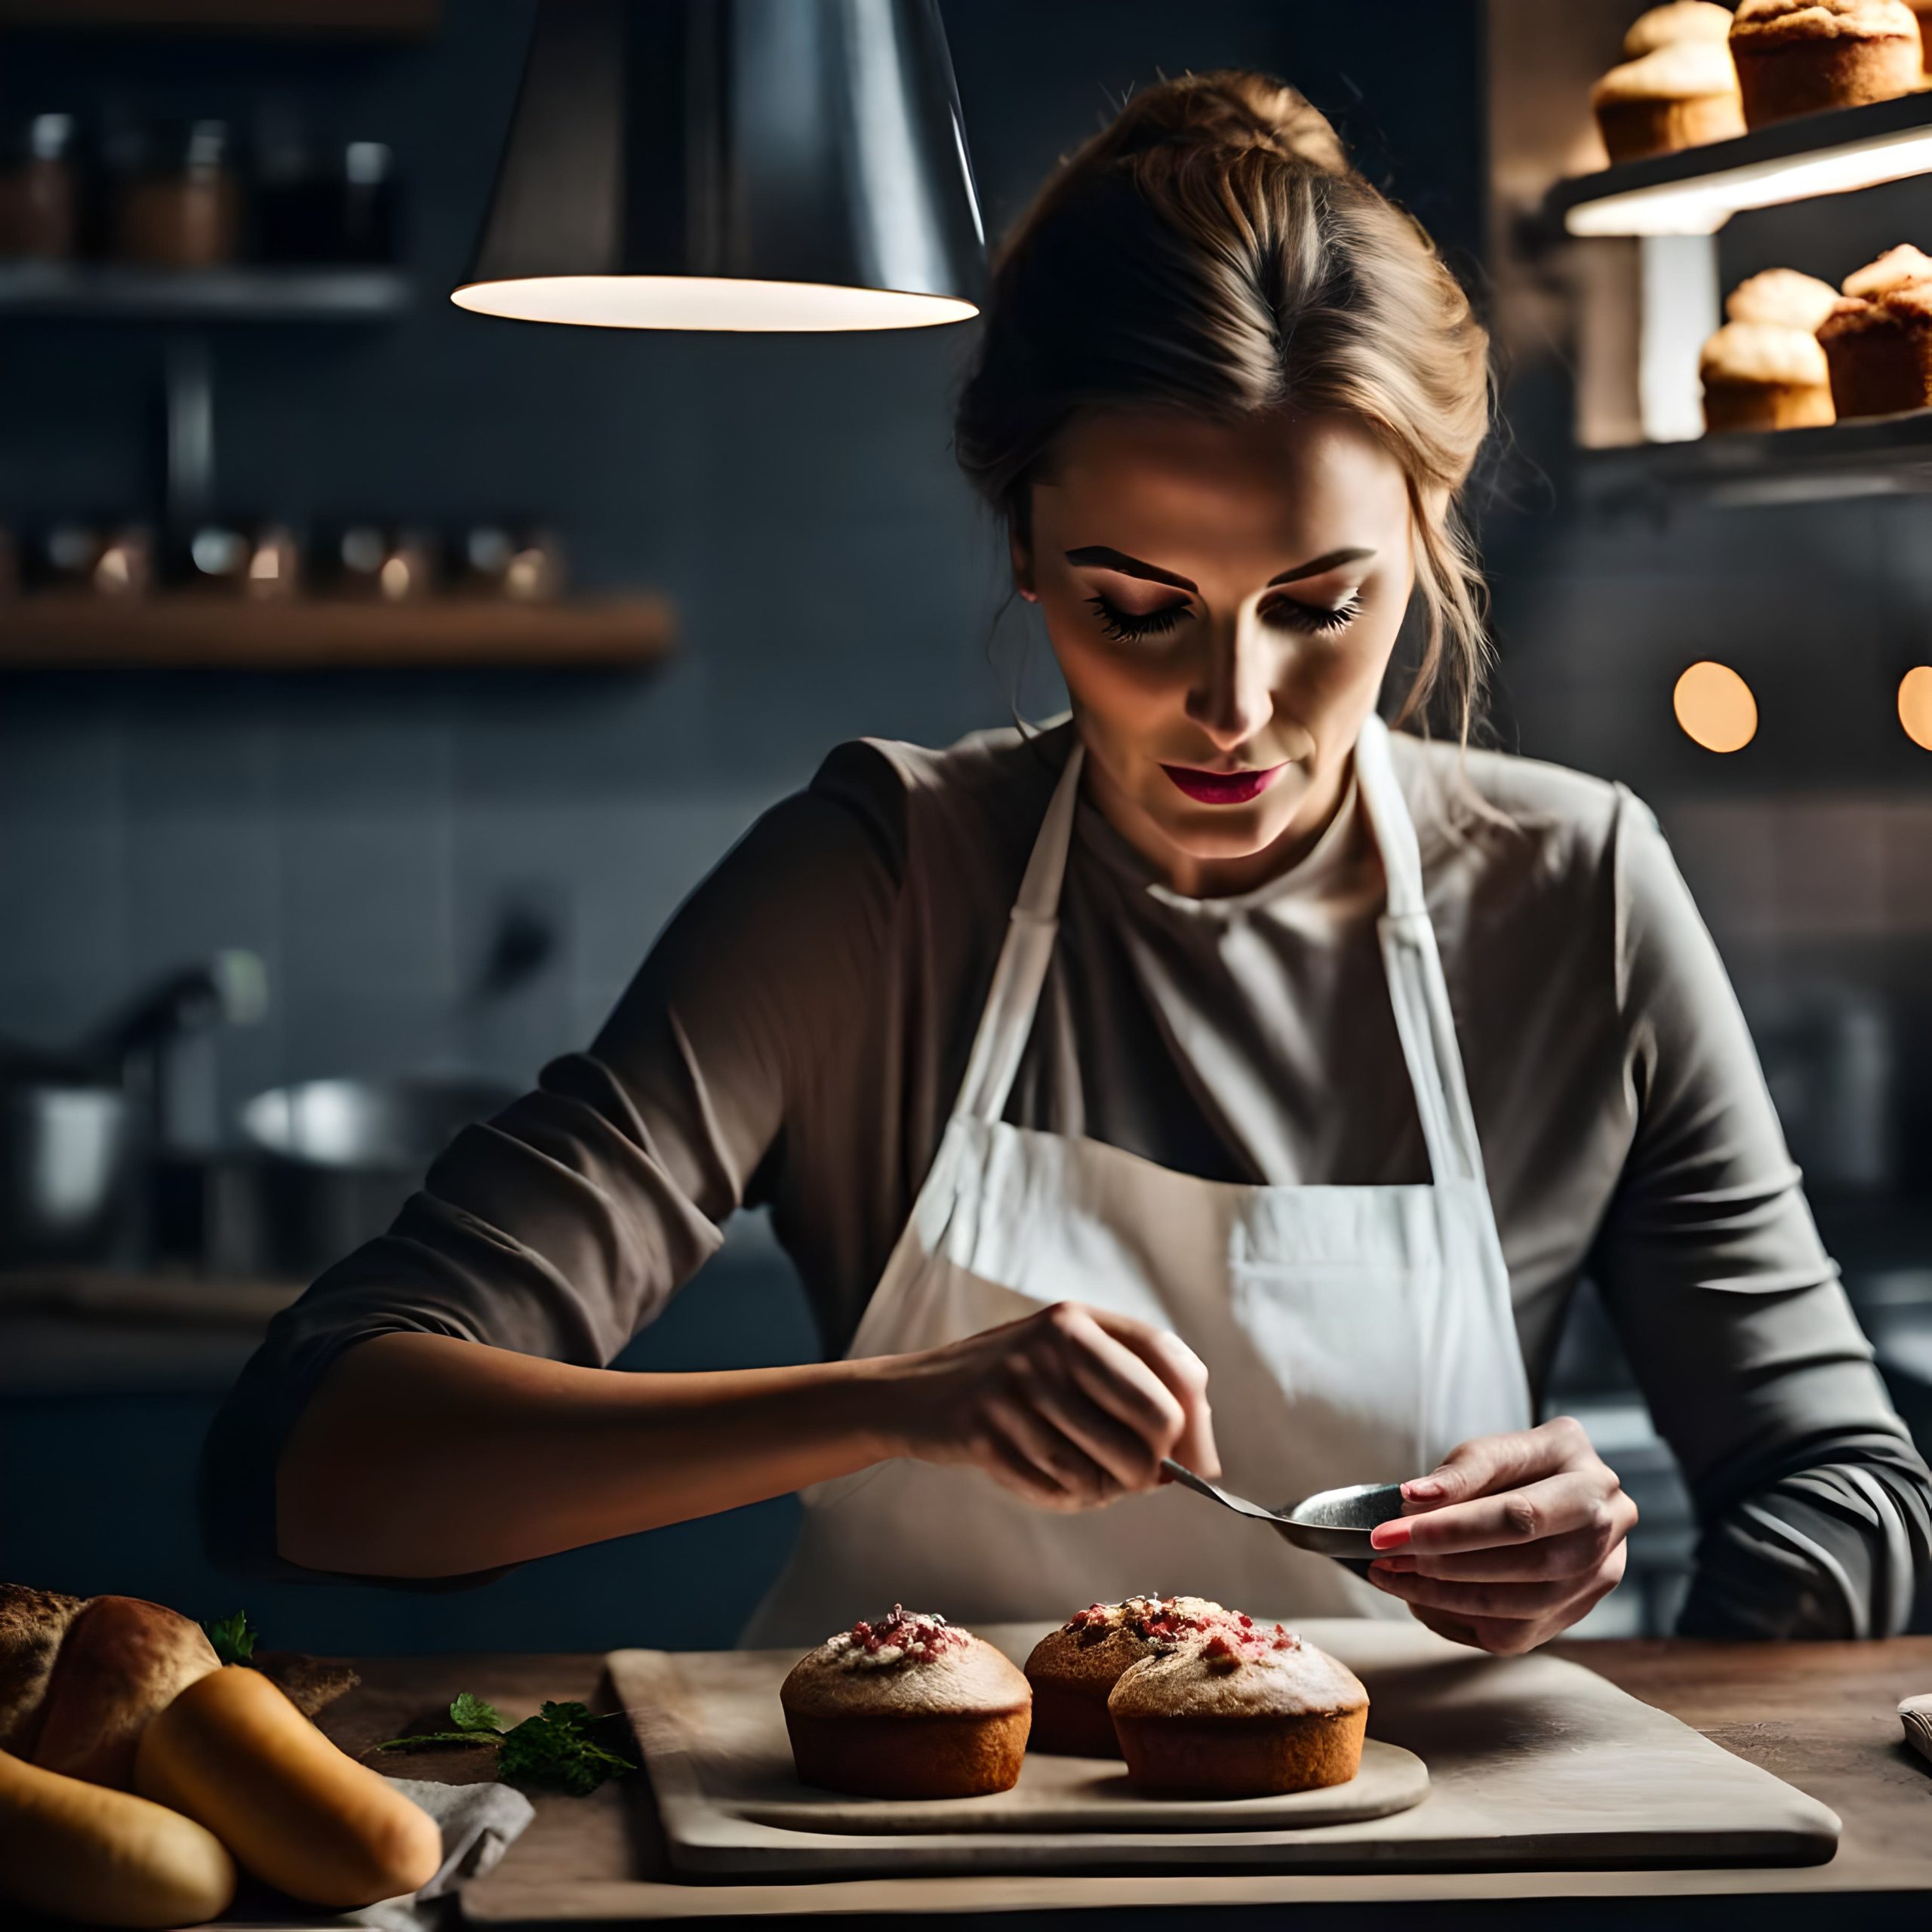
[[1363, 1417, 1637, 1655]]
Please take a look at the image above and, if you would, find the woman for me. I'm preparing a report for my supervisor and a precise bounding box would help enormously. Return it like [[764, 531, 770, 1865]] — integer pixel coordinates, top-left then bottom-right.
[[208, 74, 1930, 1652]]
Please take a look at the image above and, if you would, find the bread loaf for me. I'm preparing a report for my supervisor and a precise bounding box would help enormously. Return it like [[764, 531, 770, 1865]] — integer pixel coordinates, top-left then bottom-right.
[[32, 1597, 220, 1789], [0, 1583, 86, 1758]]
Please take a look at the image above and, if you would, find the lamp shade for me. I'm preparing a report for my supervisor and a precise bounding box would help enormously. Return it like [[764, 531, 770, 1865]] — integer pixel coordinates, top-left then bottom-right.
[[454, 0, 986, 331]]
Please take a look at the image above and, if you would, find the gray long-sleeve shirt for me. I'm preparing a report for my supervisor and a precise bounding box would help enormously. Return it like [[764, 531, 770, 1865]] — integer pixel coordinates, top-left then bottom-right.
[[205, 721, 1931, 1637]]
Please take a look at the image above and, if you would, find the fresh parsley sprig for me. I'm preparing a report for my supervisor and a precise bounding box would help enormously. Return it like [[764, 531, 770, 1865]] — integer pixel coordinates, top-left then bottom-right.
[[203, 1610, 258, 1666], [376, 1695, 634, 1797]]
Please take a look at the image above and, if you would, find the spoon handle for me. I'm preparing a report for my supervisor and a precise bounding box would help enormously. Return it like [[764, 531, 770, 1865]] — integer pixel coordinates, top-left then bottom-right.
[[1160, 1457, 1290, 1524]]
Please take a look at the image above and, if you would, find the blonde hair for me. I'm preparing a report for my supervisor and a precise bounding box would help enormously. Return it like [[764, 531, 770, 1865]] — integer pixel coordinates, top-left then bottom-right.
[[955, 71, 1495, 740]]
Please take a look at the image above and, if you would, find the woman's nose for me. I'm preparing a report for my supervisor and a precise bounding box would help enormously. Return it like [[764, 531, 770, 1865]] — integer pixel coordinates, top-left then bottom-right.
[[1184, 604, 1274, 748]]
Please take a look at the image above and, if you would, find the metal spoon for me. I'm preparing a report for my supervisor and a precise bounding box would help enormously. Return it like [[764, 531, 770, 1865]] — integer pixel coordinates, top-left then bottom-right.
[[1161, 1457, 1407, 1560]]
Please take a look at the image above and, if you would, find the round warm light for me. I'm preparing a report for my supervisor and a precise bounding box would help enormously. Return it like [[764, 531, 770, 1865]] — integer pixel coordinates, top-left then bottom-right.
[[1672, 660, 1758, 754], [1901, 666, 1932, 750], [451, 275, 978, 333]]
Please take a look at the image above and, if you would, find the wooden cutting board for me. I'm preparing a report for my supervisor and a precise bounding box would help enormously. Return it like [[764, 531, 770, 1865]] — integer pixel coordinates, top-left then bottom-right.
[[606, 1619, 1841, 1878]]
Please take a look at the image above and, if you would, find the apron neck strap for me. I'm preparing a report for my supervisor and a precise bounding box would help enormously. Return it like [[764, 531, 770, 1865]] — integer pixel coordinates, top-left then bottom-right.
[[954, 737, 1085, 1124], [1354, 714, 1489, 1189], [953, 717, 1491, 1193]]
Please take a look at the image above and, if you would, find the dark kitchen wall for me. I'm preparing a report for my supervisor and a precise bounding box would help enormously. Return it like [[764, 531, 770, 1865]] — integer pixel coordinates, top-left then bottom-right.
[[0, 0, 1484, 1123], [0, 2, 1486, 1651]]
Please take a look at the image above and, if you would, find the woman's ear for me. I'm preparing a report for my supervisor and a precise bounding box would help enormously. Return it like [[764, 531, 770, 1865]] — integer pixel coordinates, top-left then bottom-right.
[[1009, 526, 1039, 604]]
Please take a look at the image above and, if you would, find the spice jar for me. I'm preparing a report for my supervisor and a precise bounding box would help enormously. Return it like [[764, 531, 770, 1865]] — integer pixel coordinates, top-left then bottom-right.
[[115, 120, 238, 269], [258, 139, 398, 266], [94, 527, 154, 598], [338, 525, 436, 601], [186, 526, 251, 595], [0, 114, 79, 261], [461, 525, 565, 601], [245, 525, 301, 601]]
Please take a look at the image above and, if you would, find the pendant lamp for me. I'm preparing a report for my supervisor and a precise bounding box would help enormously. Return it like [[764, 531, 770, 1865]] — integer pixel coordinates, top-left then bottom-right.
[[454, 0, 986, 331]]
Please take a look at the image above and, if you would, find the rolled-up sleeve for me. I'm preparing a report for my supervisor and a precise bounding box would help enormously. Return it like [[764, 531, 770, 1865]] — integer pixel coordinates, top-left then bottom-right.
[[1589, 792, 1932, 1638], [202, 758, 902, 1582]]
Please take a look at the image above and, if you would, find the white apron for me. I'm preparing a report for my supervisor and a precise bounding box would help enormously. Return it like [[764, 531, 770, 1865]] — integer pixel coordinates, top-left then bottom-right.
[[743, 715, 1532, 1647]]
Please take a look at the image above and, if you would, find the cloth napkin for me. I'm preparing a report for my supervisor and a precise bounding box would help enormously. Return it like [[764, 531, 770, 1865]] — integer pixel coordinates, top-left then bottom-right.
[[344, 1777, 537, 1931], [1903, 1695, 1932, 1770]]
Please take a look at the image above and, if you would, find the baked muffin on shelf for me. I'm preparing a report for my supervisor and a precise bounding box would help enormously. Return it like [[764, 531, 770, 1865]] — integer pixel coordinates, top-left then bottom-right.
[[779, 1605, 1031, 1799], [1108, 1622, 1370, 1798], [1844, 242, 1932, 296], [1023, 1594, 1232, 1756], [1729, 0, 1924, 128], [1911, 0, 1932, 71], [1592, 40, 1748, 162], [1820, 246, 1932, 415], [1725, 266, 1844, 331], [1700, 319, 1837, 430], [1625, 0, 1742, 56]]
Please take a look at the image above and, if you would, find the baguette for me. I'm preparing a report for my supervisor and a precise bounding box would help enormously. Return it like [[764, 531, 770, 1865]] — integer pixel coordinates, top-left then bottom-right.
[[136, 1664, 442, 1909], [0, 1745, 236, 1928]]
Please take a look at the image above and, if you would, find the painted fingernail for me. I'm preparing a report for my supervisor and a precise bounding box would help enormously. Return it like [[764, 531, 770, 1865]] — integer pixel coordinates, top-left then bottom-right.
[[1403, 1478, 1445, 1501], [1370, 1520, 1414, 1552]]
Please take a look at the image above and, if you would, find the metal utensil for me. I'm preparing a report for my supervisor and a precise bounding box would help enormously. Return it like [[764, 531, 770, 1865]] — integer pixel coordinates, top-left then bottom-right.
[[1161, 1458, 1408, 1560]]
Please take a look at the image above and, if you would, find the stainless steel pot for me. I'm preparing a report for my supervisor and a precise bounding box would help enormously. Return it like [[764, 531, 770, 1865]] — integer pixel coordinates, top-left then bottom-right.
[[235, 1075, 518, 1282]]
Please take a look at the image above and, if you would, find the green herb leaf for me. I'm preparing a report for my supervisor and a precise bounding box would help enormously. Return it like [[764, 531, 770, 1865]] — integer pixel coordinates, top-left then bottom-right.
[[203, 1610, 257, 1666], [495, 1701, 635, 1797], [449, 1692, 506, 1734], [372, 1729, 505, 1752]]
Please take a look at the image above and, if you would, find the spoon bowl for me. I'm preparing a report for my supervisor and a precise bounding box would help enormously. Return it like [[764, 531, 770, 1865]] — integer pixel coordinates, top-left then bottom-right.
[[1161, 1459, 1408, 1559], [1276, 1480, 1410, 1558]]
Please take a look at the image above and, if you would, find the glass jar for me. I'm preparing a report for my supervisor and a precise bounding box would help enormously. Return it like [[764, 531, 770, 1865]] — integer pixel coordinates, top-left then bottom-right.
[[0, 113, 79, 261], [115, 120, 239, 269]]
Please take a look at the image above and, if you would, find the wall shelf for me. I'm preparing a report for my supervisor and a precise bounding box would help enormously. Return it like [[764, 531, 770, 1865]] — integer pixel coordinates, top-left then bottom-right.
[[0, 263, 415, 323], [1543, 90, 1932, 238], [0, 595, 678, 669], [1577, 411, 1932, 512]]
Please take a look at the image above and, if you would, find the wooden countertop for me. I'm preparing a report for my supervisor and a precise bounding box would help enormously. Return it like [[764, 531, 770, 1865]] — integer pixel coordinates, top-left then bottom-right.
[[298, 1637, 1932, 1928]]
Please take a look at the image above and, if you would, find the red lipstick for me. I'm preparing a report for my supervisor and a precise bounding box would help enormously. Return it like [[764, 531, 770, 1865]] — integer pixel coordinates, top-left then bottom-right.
[[1161, 763, 1286, 805]]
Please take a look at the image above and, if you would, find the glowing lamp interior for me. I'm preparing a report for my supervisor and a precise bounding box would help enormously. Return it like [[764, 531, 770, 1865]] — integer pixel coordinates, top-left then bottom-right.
[[1674, 661, 1758, 753], [452, 275, 977, 332], [1900, 665, 1932, 751], [1566, 127, 1932, 236]]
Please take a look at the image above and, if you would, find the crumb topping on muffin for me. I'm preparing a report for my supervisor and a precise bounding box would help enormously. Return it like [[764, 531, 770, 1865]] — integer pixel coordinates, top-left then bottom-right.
[[1109, 1631, 1368, 1719], [1593, 39, 1742, 101], [1626, 1, 1742, 57], [1060, 1594, 1229, 1650], [1730, 0, 1919, 45], [825, 1605, 970, 1671], [1727, 266, 1841, 331], [1844, 244, 1932, 298]]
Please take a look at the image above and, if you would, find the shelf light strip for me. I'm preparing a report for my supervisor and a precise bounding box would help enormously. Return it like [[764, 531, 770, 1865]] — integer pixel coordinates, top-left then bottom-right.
[[1566, 125, 1932, 237]]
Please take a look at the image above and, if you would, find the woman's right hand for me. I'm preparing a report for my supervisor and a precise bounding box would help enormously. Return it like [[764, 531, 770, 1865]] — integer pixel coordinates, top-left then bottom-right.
[[871, 1302, 1219, 1512]]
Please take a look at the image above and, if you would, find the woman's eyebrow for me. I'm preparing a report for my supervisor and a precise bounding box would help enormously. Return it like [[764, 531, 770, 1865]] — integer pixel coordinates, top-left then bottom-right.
[[1062, 543, 1379, 591]]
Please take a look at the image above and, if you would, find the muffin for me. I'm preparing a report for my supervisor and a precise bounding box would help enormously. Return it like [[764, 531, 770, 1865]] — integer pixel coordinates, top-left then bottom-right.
[[1725, 266, 1843, 331], [1912, 0, 1932, 70], [1699, 318, 1837, 429], [1109, 1623, 1370, 1798], [1023, 1595, 1231, 1756], [779, 1606, 1031, 1799], [1730, 0, 1923, 128], [1844, 242, 1932, 297], [1593, 41, 1748, 162], [1625, 1, 1743, 56]]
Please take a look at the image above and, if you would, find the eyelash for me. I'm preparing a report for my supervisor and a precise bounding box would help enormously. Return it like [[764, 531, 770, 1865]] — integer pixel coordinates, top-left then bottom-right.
[[1084, 592, 1363, 643]]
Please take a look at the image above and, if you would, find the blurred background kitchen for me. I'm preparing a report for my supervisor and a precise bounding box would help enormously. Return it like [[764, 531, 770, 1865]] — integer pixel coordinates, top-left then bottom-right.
[[2, 0, 1927, 1654]]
